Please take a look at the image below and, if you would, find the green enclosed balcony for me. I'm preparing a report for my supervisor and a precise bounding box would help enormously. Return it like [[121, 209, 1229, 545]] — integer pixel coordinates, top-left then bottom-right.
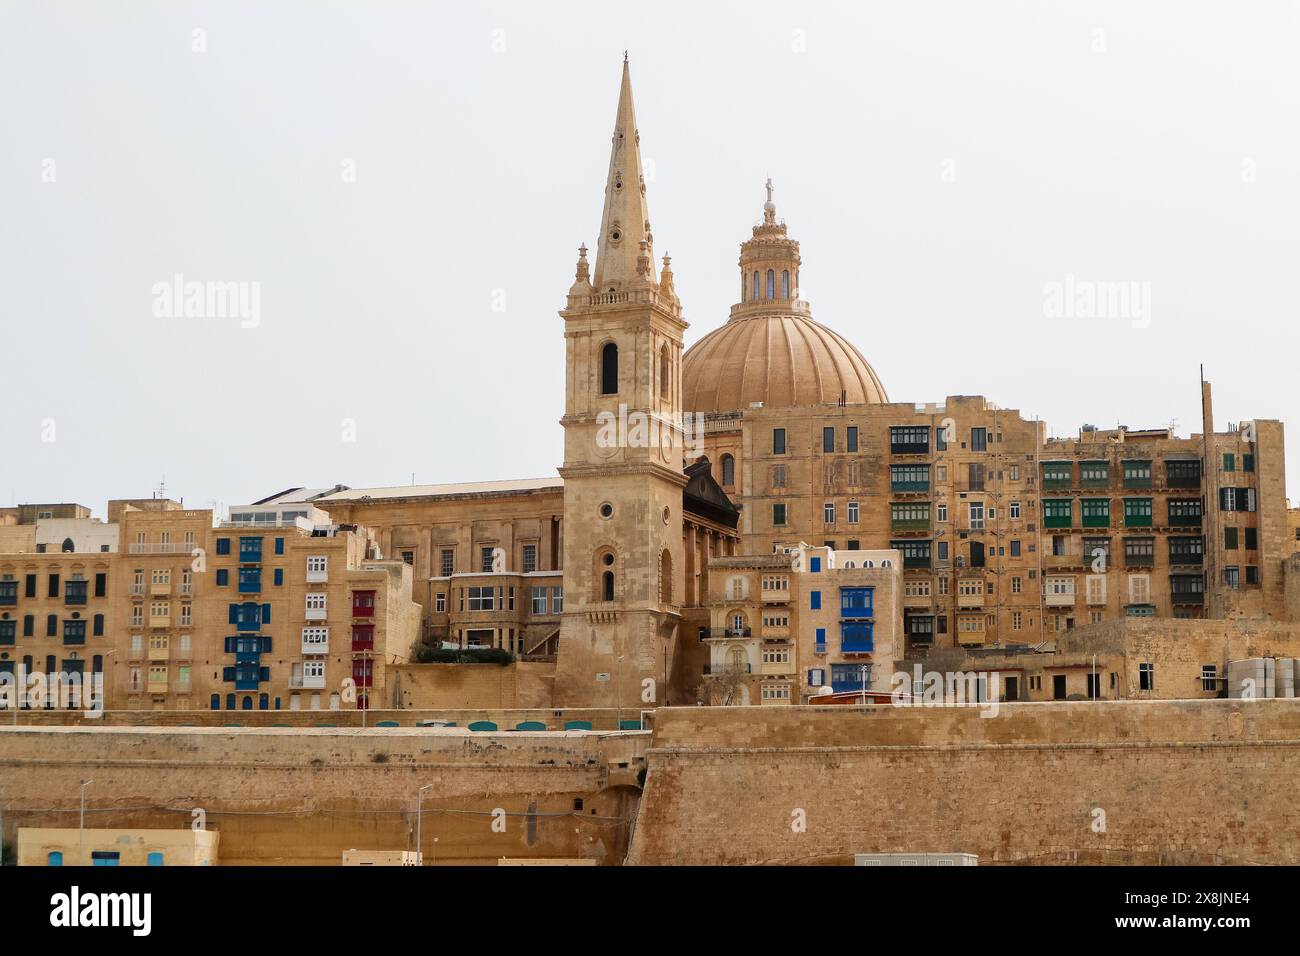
[[1123, 498, 1154, 527], [1042, 501, 1073, 529], [1041, 462, 1073, 491], [1122, 461, 1153, 489], [1080, 499, 1111, 528], [1079, 461, 1110, 487]]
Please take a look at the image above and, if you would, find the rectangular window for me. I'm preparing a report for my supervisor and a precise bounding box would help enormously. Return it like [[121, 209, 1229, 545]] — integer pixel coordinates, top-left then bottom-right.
[[1224, 527, 1238, 550], [1223, 453, 1235, 472], [467, 586, 494, 611], [847, 501, 859, 524], [440, 549, 454, 577], [1139, 663, 1154, 691], [823, 502, 835, 524], [435, 592, 446, 613], [532, 586, 548, 614], [773, 428, 787, 455], [936, 502, 948, 523], [480, 547, 495, 573], [1202, 665, 1218, 692], [551, 587, 563, 613], [810, 591, 821, 611], [773, 503, 787, 526], [846, 426, 858, 453], [1243, 453, 1254, 473], [522, 544, 537, 574], [823, 427, 835, 453], [970, 427, 987, 451], [1245, 527, 1258, 550]]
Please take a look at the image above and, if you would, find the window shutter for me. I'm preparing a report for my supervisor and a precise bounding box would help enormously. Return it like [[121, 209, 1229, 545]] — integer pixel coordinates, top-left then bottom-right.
[[223, 666, 235, 682], [261, 637, 272, 653], [228, 604, 238, 625], [94, 573, 106, 597], [260, 666, 270, 682], [262, 603, 272, 624], [275, 538, 284, 555]]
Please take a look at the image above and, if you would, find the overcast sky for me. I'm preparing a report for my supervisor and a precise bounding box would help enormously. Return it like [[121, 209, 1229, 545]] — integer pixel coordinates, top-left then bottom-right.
[[2, 0, 1298, 518]]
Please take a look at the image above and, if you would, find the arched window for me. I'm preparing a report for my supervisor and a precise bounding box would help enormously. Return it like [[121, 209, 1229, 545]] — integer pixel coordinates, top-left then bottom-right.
[[766, 270, 775, 300], [721, 454, 735, 486], [259, 693, 269, 710], [61, 538, 74, 553], [225, 693, 235, 710], [659, 345, 670, 399], [782, 270, 790, 298], [728, 647, 746, 668], [742, 273, 747, 302], [242, 695, 253, 710], [753, 271, 760, 301], [602, 570, 615, 602], [600, 342, 618, 395]]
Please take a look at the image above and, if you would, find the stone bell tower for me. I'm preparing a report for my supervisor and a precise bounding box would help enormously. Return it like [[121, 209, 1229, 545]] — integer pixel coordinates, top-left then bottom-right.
[[553, 57, 688, 712]]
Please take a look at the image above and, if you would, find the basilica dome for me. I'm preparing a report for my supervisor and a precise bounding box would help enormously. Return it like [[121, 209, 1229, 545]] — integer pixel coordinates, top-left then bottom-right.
[[682, 311, 888, 413], [680, 185, 889, 414]]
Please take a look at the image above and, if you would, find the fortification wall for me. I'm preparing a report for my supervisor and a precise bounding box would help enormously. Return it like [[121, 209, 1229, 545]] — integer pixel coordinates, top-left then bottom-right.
[[0, 726, 646, 865], [628, 699, 1300, 865]]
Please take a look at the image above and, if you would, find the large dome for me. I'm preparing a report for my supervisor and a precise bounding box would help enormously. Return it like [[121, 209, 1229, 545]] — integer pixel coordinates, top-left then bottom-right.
[[680, 183, 889, 414], [682, 312, 889, 413]]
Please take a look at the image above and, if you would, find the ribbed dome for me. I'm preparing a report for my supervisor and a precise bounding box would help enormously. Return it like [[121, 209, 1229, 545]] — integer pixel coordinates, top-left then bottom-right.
[[681, 313, 889, 413]]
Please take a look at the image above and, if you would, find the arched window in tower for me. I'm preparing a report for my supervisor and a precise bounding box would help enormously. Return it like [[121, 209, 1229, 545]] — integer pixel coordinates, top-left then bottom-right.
[[741, 273, 747, 302], [61, 538, 74, 553], [600, 341, 618, 395], [721, 454, 735, 486], [659, 550, 672, 605], [752, 271, 760, 301], [766, 270, 775, 300], [782, 270, 790, 299], [602, 570, 615, 602], [659, 345, 670, 399]]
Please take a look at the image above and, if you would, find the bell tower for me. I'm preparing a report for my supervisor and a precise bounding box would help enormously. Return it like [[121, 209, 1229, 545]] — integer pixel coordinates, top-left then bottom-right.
[[553, 57, 688, 711]]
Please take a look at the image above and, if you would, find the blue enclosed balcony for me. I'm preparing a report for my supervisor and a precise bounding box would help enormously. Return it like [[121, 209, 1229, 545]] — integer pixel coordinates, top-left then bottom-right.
[[237, 568, 262, 594], [229, 602, 267, 632], [840, 621, 874, 654], [840, 587, 873, 619], [224, 663, 268, 690], [238, 537, 263, 564]]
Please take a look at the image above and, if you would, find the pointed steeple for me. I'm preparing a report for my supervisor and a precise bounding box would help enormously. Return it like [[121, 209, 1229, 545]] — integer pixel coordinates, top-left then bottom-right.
[[593, 56, 654, 292]]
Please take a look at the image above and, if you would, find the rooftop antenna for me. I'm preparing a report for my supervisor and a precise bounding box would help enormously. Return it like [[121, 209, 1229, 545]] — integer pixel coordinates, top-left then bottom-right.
[[155, 475, 167, 500]]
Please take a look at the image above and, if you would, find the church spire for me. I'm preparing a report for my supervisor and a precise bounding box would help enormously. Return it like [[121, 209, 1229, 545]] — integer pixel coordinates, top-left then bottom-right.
[[593, 57, 654, 292]]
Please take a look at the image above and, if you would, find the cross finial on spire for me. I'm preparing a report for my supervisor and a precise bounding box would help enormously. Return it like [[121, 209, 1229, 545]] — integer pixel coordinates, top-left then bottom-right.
[[623, 50, 628, 63]]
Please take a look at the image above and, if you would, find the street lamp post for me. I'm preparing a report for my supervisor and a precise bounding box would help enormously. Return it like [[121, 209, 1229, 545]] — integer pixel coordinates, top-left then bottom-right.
[[415, 784, 431, 866], [79, 779, 93, 866], [859, 664, 869, 706]]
